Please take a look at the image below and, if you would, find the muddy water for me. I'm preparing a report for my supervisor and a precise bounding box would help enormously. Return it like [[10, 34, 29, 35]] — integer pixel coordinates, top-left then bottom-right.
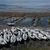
[[0, 16, 50, 27]]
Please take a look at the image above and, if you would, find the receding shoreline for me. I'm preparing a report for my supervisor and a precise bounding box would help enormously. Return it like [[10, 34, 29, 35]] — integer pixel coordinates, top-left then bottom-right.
[[0, 11, 50, 17], [0, 8, 50, 17]]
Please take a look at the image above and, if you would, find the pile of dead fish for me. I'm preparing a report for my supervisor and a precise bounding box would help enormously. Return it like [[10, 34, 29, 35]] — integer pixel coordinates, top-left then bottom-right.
[[0, 27, 50, 45]]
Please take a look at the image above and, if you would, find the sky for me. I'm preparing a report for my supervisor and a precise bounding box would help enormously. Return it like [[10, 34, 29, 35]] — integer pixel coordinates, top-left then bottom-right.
[[0, 0, 50, 8]]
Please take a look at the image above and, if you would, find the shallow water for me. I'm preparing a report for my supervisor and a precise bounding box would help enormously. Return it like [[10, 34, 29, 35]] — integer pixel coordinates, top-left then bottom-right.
[[0, 16, 50, 26], [0, 0, 50, 10]]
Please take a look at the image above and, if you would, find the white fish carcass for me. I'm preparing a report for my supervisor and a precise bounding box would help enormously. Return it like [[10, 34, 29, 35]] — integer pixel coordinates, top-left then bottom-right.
[[28, 29, 35, 39], [0, 35, 7, 45], [10, 34, 16, 43], [16, 30, 22, 41]]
